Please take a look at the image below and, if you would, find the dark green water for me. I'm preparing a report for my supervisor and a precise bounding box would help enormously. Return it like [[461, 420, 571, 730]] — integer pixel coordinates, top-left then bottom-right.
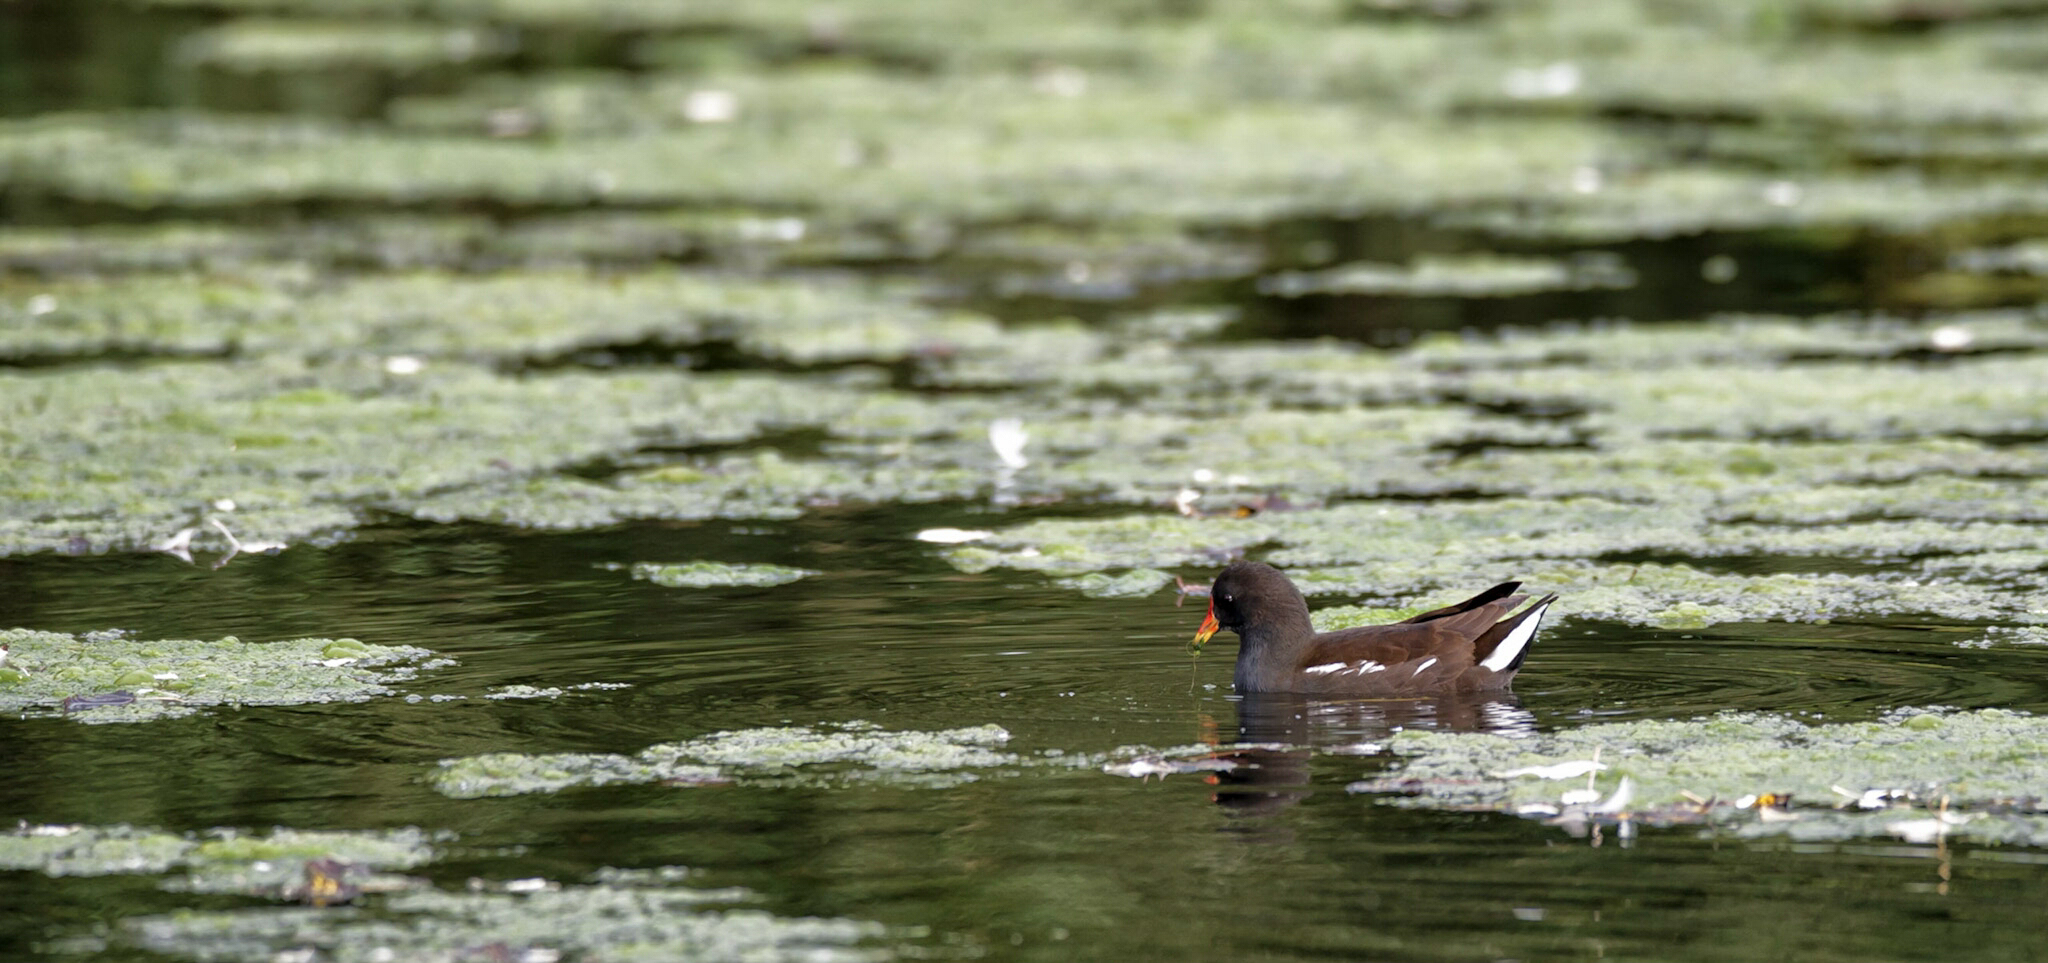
[[8, 513, 2048, 961]]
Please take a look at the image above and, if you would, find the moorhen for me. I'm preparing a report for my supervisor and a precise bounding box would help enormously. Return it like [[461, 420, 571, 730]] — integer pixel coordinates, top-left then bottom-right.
[[1190, 560, 1557, 695]]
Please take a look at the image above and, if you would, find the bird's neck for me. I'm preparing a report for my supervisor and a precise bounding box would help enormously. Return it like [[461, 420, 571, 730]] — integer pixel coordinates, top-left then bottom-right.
[[1232, 604, 1317, 692]]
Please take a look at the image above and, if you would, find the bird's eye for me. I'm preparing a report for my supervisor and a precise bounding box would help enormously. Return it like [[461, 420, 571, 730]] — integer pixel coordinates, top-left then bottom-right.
[[1223, 594, 1233, 603]]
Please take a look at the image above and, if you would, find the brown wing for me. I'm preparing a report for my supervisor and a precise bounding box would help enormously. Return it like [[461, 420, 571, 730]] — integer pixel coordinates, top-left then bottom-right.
[[1399, 582, 1522, 625], [1296, 622, 1482, 672], [1292, 585, 1532, 680]]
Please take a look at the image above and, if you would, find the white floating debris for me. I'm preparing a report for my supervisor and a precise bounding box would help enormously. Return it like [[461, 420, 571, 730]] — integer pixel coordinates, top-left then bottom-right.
[[1559, 788, 1601, 806], [1173, 487, 1201, 516], [1496, 759, 1608, 780], [320, 658, 359, 668], [1502, 61, 1581, 99], [1885, 812, 1972, 845], [502, 877, 556, 894], [1763, 180, 1803, 207], [683, 89, 739, 123], [739, 216, 807, 242], [212, 497, 237, 512], [988, 418, 1029, 469], [1033, 64, 1089, 98], [26, 293, 58, 316], [383, 354, 426, 375], [1928, 325, 1975, 352], [485, 106, 538, 138], [153, 527, 197, 564], [206, 518, 287, 566], [1190, 467, 1216, 484], [1592, 776, 1635, 814], [1103, 757, 1177, 780], [1331, 741, 1384, 756], [1569, 165, 1603, 194], [1833, 785, 1915, 809], [915, 527, 994, 544]]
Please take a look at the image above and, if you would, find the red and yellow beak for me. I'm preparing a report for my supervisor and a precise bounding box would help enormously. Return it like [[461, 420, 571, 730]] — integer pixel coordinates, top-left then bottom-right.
[[1189, 599, 1220, 655]]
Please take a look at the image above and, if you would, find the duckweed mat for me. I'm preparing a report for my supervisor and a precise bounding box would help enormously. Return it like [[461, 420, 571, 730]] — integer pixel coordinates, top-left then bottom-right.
[[430, 721, 1022, 797], [0, 628, 441, 723], [1351, 708, 2048, 844]]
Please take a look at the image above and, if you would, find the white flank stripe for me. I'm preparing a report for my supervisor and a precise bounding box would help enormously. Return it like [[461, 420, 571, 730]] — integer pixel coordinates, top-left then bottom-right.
[[1350, 660, 1388, 675], [1411, 656, 1439, 677], [1480, 601, 1552, 672], [1304, 662, 1348, 675]]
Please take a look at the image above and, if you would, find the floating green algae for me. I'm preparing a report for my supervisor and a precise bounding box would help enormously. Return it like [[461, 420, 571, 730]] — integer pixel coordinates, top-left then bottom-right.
[[10, 819, 885, 961], [663, 722, 1012, 771], [481, 684, 566, 700], [17, 0, 2048, 249], [429, 751, 720, 797], [1, 823, 439, 890], [13, 268, 2048, 573], [0, 93, 1608, 225], [1350, 708, 2048, 843], [0, 628, 439, 722], [607, 560, 818, 589], [0, 824, 197, 877], [0, 270, 1002, 366], [429, 721, 1016, 798], [1259, 253, 1635, 298], [0, 356, 871, 556], [938, 487, 2048, 629], [1402, 312, 2048, 370], [1053, 569, 1175, 599], [407, 447, 993, 529], [127, 869, 889, 963], [177, 19, 508, 73], [1722, 475, 2048, 525]]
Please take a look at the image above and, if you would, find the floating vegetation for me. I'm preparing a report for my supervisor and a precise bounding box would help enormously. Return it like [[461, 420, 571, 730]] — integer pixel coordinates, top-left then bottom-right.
[[605, 560, 819, 589], [176, 19, 510, 73], [481, 684, 567, 700], [128, 868, 890, 963], [1, 823, 439, 891], [429, 721, 1018, 798], [0, 355, 870, 556], [6, 822, 886, 962], [0, 629, 440, 723], [1054, 569, 1175, 599], [1348, 708, 2048, 844], [1259, 253, 1636, 298], [0, 270, 999, 366]]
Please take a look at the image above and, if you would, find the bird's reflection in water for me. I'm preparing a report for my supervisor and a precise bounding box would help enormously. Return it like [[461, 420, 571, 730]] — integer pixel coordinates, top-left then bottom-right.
[[1208, 691, 1535, 822]]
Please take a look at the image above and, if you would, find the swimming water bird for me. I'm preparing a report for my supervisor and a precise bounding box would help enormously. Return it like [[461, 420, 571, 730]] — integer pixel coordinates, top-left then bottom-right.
[[1190, 560, 1556, 695]]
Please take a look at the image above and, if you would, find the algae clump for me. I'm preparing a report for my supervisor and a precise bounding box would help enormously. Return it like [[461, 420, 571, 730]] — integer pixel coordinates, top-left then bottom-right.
[[430, 721, 1017, 798], [0, 628, 439, 722]]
